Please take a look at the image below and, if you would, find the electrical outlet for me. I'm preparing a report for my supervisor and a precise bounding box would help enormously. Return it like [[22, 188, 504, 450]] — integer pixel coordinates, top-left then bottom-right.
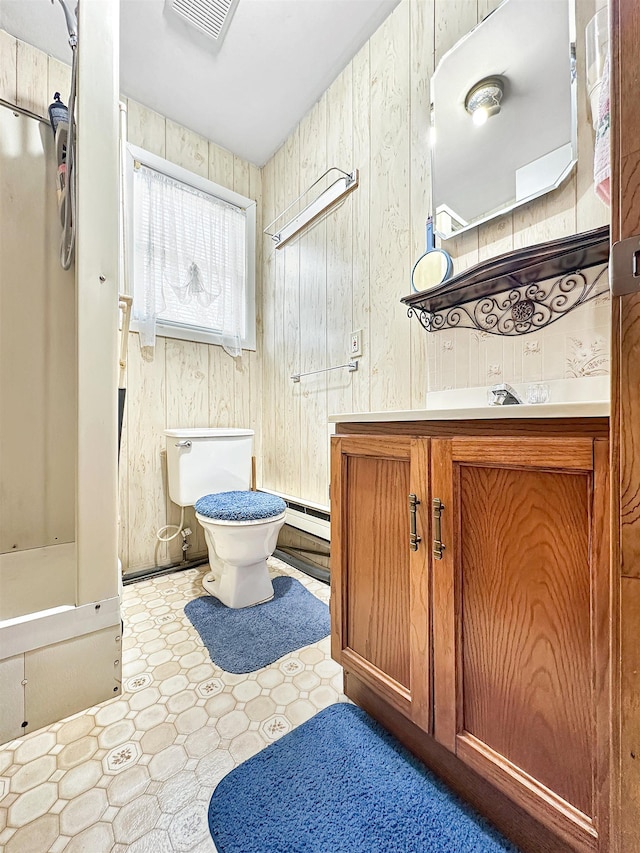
[[350, 330, 362, 357]]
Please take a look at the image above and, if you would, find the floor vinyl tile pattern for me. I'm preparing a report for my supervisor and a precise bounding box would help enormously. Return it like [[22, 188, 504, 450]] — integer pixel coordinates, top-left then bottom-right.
[[0, 558, 345, 852]]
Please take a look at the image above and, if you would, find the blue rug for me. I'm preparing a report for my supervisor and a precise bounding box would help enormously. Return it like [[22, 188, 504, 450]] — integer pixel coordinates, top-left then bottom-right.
[[184, 576, 330, 674], [208, 703, 519, 853]]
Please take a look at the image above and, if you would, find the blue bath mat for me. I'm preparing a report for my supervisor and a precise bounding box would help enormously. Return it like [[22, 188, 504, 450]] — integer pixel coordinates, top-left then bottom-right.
[[208, 703, 519, 853], [184, 575, 330, 674]]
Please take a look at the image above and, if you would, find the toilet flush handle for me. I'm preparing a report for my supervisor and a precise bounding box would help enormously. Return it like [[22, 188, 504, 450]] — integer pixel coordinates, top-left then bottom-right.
[[175, 440, 192, 448]]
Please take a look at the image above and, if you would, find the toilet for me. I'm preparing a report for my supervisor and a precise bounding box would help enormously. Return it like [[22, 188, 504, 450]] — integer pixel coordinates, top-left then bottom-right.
[[164, 428, 286, 608]]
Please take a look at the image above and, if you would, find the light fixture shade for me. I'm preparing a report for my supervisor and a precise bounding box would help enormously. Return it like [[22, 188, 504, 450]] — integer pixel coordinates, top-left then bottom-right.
[[465, 77, 504, 122]]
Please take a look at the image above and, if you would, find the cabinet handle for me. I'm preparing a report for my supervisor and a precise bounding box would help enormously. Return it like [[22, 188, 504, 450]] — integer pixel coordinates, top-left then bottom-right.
[[433, 498, 445, 560], [409, 494, 421, 551]]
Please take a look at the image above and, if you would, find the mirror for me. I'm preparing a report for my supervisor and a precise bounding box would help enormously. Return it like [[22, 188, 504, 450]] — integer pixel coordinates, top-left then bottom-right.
[[411, 217, 453, 292], [431, 0, 577, 239]]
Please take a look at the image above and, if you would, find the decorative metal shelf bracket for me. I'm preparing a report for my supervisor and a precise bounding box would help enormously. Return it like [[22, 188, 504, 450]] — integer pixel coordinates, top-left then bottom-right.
[[407, 265, 609, 336], [402, 225, 610, 338], [291, 361, 358, 383], [265, 167, 359, 249]]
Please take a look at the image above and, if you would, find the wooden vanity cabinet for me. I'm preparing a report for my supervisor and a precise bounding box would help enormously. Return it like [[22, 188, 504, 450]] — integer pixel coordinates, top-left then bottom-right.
[[330, 435, 431, 732], [331, 425, 611, 853]]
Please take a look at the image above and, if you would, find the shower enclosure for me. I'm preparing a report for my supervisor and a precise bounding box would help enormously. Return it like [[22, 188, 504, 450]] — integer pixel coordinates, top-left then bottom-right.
[[0, 0, 121, 741]]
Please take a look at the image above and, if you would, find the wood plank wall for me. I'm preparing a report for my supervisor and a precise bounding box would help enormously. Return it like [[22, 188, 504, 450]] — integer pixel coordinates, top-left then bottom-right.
[[259, 0, 609, 508], [121, 100, 263, 572]]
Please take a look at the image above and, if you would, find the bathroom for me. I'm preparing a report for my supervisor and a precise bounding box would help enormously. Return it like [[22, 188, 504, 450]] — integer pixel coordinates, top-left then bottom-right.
[[0, 0, 638, 850]]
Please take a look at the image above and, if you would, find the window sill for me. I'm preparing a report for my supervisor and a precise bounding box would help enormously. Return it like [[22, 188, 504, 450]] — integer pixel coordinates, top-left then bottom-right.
[[129, 323, 256, 352]]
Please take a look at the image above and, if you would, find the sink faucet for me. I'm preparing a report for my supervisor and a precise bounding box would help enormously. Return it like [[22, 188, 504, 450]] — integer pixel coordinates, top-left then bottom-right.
[[489, 383, 523, 405]]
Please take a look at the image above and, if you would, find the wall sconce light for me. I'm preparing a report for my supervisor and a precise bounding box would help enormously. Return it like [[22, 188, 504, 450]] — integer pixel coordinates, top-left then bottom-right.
[[465, 77, 504, 126]]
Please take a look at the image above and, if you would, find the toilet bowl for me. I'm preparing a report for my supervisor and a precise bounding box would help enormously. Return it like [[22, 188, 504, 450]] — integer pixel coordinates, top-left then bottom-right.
[[164, 428, 286, 608], [196, 491, 286, 608]]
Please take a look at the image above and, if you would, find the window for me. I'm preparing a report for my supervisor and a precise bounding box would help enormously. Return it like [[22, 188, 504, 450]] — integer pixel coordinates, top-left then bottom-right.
[[126, 144, 256, 354]]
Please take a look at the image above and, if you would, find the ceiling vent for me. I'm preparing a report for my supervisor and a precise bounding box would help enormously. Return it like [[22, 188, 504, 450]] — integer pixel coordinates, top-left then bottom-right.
[[167, 0, 240, 43]]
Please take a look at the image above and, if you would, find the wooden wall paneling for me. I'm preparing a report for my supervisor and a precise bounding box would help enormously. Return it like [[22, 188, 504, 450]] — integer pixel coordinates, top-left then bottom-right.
[[260, 157, 277, 492], [409, 0, 434, 409], [165, 119, 208, 178], [165, 340, 209, 562], [476, 0, 501, 21], [233, 156, 249, 197], [446, 227, 480, 277], [298, 98, 329, 506], [540, 171, 577, 244], [126, 99, 166, 157], [272, 143, 287, 495], [326, 66, 354, 421], [208, 346, 235, 428], [126, 338, 167, 570], [47, 57, 71, 106], [434, 0, 477, 63], [232, 350, 250, 432], [351, 43, 371, 415], [208, 142, 240, 437], [282, 130, 302, 498], [249, 163, 263, 486], [230, 158, 252, 436], [15, 39, 48, 115], [512, 165, 576, 253], [208, 142, 234, 188], [117, 339, 129, 573], [478, 214, 514, 264], [369, 2, 412, 412], [0, 30, 17, 101]]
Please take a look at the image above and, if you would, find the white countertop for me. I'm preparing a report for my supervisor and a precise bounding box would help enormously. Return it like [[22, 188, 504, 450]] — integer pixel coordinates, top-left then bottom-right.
[[330, 378, 610, 423], [329, 400, 609, 423]]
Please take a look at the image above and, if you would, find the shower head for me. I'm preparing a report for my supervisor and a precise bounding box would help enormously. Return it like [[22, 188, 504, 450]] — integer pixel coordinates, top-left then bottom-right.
[[52, 0, 77, 48]]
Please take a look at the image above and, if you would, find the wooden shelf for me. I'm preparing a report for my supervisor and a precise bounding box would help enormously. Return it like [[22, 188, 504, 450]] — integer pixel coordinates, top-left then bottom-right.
[[402, 226, 609, 314], [401, 226, 610, 336]]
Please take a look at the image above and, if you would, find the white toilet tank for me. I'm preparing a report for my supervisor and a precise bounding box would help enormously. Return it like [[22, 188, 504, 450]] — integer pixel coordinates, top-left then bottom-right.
[[164, 428, 254, 507]]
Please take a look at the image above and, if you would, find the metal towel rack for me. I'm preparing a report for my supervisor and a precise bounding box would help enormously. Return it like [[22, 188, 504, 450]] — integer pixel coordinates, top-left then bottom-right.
[[291, 361, 358, 383], [265, 167, 359, 249]]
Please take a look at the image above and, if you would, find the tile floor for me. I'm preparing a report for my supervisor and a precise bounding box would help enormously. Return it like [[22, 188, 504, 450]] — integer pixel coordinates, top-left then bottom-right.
[[0, 558, 345, 852]]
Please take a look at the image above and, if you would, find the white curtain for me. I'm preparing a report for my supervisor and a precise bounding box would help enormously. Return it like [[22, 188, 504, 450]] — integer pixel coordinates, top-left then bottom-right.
[[132, 164, 245, 356]]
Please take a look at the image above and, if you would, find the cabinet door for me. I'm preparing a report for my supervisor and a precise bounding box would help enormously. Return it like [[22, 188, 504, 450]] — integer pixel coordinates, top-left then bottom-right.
[[431, 437, 610, 853], [331, 435, 431, 732]]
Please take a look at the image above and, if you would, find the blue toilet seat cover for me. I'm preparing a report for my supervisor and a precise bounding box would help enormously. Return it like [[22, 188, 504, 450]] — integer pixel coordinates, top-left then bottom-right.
[[195, 491, 287, 522]]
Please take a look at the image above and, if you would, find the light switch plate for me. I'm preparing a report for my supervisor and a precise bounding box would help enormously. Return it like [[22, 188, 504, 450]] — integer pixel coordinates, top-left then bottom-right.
[[350, 330, 362, 357]]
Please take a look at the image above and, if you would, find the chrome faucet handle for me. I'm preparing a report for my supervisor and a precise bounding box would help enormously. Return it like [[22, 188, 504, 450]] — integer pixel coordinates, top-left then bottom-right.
[[489, 383, 522, 405]]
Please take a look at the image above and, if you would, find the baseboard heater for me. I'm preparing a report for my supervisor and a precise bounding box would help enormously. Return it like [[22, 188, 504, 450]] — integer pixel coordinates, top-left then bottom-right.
[[286, 500, 330, 540], [267, 493, 330, 541]]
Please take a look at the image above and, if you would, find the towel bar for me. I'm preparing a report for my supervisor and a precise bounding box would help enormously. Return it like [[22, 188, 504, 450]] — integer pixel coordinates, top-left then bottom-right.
[[291, 361, 358, 383]]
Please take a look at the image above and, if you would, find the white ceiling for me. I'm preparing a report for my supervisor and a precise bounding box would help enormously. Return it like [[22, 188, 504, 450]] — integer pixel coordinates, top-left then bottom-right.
[[0, 0, 400, 165]]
